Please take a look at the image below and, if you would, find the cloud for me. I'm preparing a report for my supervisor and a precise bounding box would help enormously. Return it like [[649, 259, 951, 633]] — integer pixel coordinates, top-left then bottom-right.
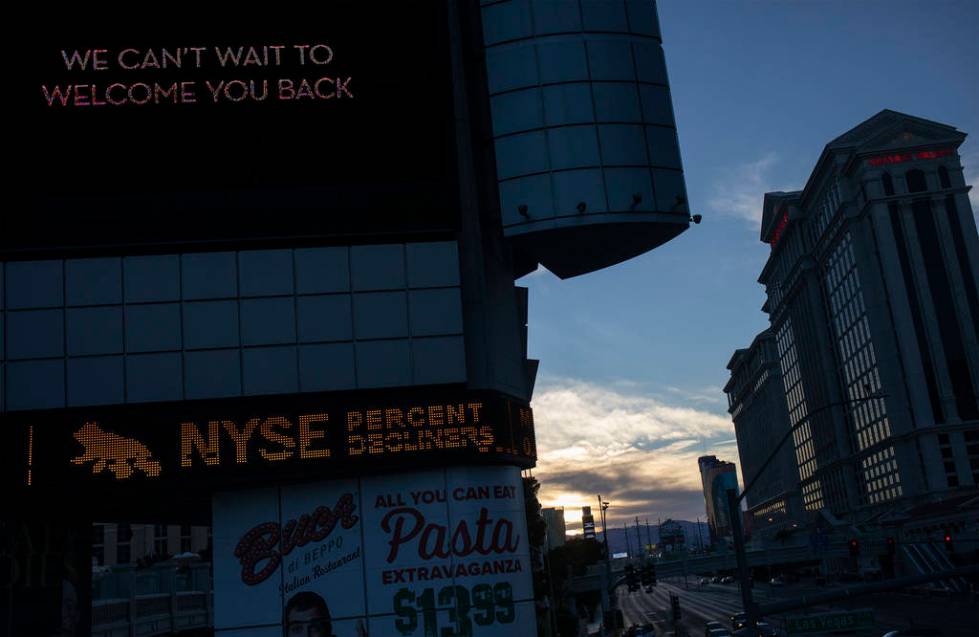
[[665, 385, 726, 406], [532, 378, 739, 527], [707, 152, 782, 227]]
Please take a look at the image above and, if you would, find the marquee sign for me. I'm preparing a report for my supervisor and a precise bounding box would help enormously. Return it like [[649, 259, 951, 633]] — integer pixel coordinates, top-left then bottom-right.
[[4, 389, 536, 501], [10, 3, 458, 255]]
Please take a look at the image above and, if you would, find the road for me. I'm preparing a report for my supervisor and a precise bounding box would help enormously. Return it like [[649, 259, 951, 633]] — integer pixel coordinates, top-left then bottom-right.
[[617, 577, 978, 637]]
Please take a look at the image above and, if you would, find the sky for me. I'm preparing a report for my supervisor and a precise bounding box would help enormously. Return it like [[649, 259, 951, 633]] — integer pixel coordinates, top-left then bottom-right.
[[527, 0, 979, 532]]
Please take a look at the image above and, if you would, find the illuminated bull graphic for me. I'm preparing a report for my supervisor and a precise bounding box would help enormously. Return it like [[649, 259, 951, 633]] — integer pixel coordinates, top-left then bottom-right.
[[71, 422, 162, 479]]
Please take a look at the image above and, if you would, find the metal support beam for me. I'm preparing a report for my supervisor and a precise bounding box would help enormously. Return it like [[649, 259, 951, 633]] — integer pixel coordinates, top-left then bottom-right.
[[728, 488, 756, 627]]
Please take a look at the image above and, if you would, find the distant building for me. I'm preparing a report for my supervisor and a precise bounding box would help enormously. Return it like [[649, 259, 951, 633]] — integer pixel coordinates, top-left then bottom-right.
[[755, 110, 979, 522], [698, 455, 739, 540], [658, 519, 686, 553], [581, 506, 597, 540], [92, 523, 210, 567], [541, 507, 567, 549], [726, 330, 804, 536]]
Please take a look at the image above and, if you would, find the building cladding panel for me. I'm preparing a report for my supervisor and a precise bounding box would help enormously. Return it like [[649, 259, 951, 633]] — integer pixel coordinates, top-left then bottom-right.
[[752, 109, 979, 521], [479, 0, 689, 278], [0, 242, 466, 412]]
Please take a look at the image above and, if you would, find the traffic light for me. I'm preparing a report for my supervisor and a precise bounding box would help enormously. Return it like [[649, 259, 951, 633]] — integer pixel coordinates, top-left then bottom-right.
[[848, 538, 860, 557], [885, 537, 896, 555], [640, 563, 657, 586], [943, 531, 953, 554]]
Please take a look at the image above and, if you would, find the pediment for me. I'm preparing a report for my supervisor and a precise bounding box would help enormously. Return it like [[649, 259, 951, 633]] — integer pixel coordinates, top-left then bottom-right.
[[827, 109, 964, 154], [859, 123, 961, 154]]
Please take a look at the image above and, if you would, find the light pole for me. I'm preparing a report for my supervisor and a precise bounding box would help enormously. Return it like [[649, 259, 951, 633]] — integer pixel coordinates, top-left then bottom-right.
[[598, 495, 612, 632], [727, 393, 886, 633]]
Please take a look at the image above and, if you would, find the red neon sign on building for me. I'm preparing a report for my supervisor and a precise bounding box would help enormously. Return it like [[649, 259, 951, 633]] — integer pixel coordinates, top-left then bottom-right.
[[770, 211, 789, 248], [867, 148, 953, 167]]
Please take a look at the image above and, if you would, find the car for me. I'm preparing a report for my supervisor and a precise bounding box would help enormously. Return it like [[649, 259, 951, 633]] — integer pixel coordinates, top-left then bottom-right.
[[731, 613, 748, 631], [699, 577, 711, 586], [769, 576, 785, 587], [644, 585, 654, 593], [712, 576, 722, 583], [706, 621, 731, 637], [722, 576, 736, 584], [732, 623, 776, 637]]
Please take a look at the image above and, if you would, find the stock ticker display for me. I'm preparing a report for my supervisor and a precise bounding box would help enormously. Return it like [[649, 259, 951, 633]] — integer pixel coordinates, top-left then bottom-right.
[[5, 390, 536, 500], [9, 4, 458, 254]]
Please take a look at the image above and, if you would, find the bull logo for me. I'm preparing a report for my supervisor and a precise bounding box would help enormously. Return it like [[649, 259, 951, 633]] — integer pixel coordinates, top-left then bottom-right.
[[71, 421, 162, 479]]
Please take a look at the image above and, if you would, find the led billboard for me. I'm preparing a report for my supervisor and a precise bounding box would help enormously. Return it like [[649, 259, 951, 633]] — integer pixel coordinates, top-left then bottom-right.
[[4, 389, 536, 509], [10, 4, 458, 255]]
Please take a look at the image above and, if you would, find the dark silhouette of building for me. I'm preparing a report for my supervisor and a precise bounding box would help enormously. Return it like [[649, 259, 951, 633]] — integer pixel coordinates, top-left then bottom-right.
[[752, 110, 979, 522], [726, 330, 804, 536]]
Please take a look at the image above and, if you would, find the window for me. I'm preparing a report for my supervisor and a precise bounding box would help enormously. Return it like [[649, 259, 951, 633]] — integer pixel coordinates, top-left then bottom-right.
[[92, 524, 105, 566], [117, 524, 132, 564], [906, 169, 927, 193], [882, 172, 894, 196], [180, 525, 193, 554], [824, 232, 900, 504], [154, 524, 169, 557], [938, 165, 951, 189]]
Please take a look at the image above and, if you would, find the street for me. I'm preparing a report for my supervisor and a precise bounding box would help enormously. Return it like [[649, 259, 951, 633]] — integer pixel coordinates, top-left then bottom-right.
[[617, 577, 978, 637]]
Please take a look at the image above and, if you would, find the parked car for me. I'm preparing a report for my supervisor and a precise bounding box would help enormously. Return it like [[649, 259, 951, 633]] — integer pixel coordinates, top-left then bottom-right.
[[699, 578, 711, 586], [722, 575, 736, 584], [712, 576, 722, 583], [769, 576, 785, 587]]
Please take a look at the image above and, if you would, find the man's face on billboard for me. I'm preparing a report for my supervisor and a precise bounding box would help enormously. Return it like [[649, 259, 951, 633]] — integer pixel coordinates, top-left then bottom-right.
[[286, 607, 331, 637]]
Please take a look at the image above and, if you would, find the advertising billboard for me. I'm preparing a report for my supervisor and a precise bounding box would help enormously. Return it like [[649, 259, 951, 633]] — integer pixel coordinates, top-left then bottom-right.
[[11, 4, 458, 255], [213, 466, 536, 636], [4, 389, 536, 518]]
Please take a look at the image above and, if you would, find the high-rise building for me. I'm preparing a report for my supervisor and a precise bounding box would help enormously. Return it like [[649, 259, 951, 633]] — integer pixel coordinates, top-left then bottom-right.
[[698, 455, 739, 540], [755, 110, 979, 522], [541, 507, 567, 549], [725, 330, 804, 535], [581, 506, 597, 540]]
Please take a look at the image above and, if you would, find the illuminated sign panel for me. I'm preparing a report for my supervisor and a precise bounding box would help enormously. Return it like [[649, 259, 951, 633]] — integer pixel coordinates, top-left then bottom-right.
[[4, 390, 536, 500], [866, 148, 953, 166], [9, 5, 457, 254], [769, 210, 790, 248]]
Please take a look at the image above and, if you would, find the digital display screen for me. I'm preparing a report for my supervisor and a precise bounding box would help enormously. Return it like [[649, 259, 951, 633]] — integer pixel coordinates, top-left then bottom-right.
[[9, 4, 458, 255], [4, 389, 536, 502]]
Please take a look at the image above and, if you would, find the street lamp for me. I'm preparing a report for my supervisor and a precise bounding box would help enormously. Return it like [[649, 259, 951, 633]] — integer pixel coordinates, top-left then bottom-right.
[[598, 495, 612, 629], [598, 496, 611, 560], [727, 393, 887, 634]]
